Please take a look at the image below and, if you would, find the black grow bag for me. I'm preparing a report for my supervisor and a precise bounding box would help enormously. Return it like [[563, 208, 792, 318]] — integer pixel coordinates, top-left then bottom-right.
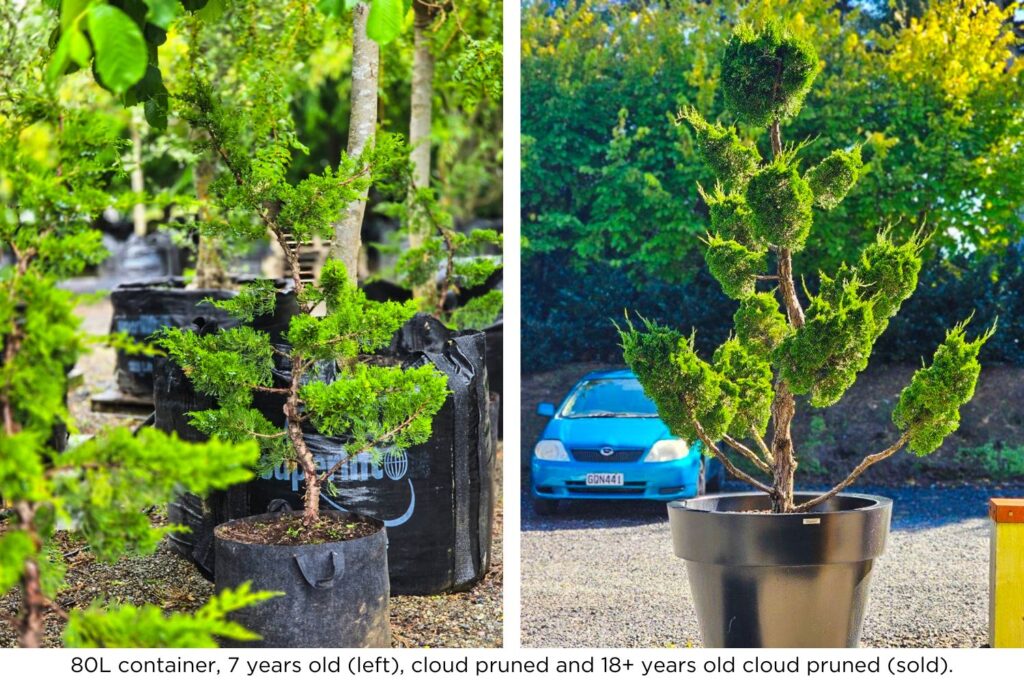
[[110, 276, 298, 398], [160, 314, 497, 595]]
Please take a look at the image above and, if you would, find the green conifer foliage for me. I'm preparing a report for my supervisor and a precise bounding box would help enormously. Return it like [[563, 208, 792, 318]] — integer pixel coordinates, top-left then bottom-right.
[[713, 338, 773, 437], [681, 107, 761, 186], [1, 15, 269, 645], [745, 155, 814, 250], [806, 147, 864, 210], [893, 321, 994, 456], [620, 21, 993, 512], [720, 21, 820, 128], [162, 68, 449, 526], [733, 293, 790, 357], [700, 185, 761, 249], [774, 280, 876, 407], [704, 235, 766, 300]]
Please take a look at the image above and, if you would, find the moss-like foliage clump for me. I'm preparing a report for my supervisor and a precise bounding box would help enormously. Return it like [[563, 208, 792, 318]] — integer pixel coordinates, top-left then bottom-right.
[[704, 234, 765, 299], [700, 184, 761, 249], [746, 156, 814, 250], [713, 338, 773, 436], [774, 280, 876, 407], [720, 21, 820, 128], [681, 107, 761, 185], [820, 232, 924, 339], [620, 319, 734, 442], [806, 147, 863, 210], [893, 321, 994, 455], [734, 292, 790, 356]]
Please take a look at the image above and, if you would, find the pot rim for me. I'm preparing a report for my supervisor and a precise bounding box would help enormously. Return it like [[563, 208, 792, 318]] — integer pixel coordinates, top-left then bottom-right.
[[667, 491, 892, 516], [213, 509, 385, 548]]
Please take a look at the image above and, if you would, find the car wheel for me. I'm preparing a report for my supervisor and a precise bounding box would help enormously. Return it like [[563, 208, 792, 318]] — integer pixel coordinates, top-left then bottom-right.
[[705, 469, 726, 493], [532, 496, 560, 516]]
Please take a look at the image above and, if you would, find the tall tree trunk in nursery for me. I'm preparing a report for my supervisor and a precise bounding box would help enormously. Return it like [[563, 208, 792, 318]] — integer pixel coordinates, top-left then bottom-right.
[[409, 1, 437, 302], [192, 156, 230, 290], [331, 2, 379, 284], [130, 112, 147, 238]]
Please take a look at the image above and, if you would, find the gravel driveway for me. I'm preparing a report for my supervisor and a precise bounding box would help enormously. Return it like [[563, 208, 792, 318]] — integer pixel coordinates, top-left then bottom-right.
[[520, 484, 1024, 648]]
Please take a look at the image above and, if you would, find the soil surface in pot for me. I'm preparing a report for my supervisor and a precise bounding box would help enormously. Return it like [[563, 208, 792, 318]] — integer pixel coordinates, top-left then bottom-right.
[[216, 513, 379, 545]]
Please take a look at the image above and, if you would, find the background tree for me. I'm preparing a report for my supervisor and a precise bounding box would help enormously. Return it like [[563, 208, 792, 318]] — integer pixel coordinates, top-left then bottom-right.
[[522, 0, 1023, 370], [620, 19, 994, 513]]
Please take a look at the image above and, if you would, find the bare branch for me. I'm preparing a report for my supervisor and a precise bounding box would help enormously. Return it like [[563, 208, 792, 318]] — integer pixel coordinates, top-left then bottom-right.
[[792, 433, 910, 512], [722, 434, 771, 474], [692, 419, 773, 494], [751, 428, 774, 464]]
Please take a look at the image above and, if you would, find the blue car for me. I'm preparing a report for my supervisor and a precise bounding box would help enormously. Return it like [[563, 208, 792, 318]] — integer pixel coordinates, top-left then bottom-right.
[[530, 369, 725, 514]]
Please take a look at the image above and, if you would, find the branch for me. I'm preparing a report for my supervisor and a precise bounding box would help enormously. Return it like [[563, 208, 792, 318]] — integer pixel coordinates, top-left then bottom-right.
[[751, 428, 774, 464], [692, 419, 773, 494], [791, 433, 910, 512], [721, 434, 771, 474], [317, 398, 436, 484]]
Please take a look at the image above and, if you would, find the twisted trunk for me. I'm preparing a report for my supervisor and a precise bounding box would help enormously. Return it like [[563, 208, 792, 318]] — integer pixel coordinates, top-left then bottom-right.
[[14, 503, 45, 648], [330, 2, 379, 284], [768, 119, 804, 513]]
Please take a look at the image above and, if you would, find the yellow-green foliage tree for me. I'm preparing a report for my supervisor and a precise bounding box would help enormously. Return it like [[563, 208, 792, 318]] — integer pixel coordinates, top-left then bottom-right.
[[620, 20, 995, 513]]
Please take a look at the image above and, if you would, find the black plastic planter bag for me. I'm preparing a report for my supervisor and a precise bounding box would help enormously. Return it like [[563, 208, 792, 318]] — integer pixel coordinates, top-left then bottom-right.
[[160, 314, 497, 595], [110, 277, 297, 398]]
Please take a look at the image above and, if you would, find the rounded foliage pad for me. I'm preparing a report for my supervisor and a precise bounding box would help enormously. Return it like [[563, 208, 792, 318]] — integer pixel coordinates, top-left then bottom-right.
[[746, 156, 814, 250], [721, 21, 820, 128]]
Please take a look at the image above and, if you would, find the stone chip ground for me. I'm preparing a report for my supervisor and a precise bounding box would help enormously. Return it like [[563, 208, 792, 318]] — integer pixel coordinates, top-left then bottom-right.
[[520, 485, 1024, 648]]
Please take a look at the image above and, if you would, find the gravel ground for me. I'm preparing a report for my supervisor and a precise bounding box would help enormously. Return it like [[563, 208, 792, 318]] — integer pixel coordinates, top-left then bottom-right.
[[1, 298, 503, 648], [520, 483, 1024, 648]]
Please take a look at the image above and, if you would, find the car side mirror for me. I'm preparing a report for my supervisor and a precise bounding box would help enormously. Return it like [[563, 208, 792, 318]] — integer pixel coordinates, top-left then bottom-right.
[[537, 403, 555, 417]]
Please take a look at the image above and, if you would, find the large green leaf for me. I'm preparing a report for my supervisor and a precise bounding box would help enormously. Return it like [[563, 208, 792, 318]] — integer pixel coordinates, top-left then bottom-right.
[[366, 0, 404, 45], [86, 4, 148, 94]]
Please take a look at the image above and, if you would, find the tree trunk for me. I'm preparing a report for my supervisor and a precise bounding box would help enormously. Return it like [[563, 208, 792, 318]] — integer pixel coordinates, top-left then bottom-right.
[[409, 1, 437, 302], [330, 2, 379, 285], [130, 111, 146, 238], [18, 558, 45, 648], [768, 119, 804, 513], [192, 157, 230, 290]]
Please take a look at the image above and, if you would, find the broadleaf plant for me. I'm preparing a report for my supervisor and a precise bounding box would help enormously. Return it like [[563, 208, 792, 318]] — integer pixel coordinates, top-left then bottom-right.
[[160, 64, 450, 525], [1, 9, 272, 647], [619, 20, 994, 513]]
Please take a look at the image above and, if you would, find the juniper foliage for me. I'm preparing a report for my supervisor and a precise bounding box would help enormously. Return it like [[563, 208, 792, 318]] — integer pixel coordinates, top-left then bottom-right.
[[620, 20, 993, 512], [0, 18, 268, 647], [161, 70, 449, 525]]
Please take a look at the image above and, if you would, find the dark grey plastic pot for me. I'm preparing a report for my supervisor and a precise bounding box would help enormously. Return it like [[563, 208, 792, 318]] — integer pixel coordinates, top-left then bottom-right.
[[667, 492, 892, 648], [213, 511, 391, 648]]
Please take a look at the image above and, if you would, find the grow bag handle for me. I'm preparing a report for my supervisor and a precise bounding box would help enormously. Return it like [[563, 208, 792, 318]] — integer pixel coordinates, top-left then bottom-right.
[[293, 551, 345, 589]]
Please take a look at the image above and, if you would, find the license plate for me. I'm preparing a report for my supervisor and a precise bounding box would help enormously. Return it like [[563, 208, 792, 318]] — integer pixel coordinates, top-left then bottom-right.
[[586, 473, 624, 487]]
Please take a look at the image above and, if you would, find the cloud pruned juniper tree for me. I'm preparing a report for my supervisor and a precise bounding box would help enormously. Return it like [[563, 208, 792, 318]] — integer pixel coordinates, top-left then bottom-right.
[[620, 21, 994, 514], [0, 9, 271, 646], [158, 73, 450, 528]]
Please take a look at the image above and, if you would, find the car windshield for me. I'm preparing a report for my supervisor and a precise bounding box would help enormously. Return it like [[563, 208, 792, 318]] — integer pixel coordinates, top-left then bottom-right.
[[559, 378, 659, 418]]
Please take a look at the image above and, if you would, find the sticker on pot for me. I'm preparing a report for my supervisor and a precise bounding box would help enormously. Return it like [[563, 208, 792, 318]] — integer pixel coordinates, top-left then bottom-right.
[[261, 445, 417, 527]]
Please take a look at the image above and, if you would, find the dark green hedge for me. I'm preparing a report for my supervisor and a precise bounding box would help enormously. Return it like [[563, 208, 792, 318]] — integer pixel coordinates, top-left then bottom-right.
[[522, 245, 1024, 372]]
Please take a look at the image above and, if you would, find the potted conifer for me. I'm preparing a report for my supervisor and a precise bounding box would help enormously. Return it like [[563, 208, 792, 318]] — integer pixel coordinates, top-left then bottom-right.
[[158, 76, 450, 648], [620, 21, 994, 648], [0, 30, 272, 646]]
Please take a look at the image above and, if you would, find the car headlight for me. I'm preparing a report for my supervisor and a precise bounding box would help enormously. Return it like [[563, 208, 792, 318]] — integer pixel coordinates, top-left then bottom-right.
[[644, 439, 690, 462], [534, 440, 570, 461]]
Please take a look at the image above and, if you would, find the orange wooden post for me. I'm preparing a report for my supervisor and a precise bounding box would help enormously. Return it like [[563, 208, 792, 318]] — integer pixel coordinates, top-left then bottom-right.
[[989, 498, 1024, 647]]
